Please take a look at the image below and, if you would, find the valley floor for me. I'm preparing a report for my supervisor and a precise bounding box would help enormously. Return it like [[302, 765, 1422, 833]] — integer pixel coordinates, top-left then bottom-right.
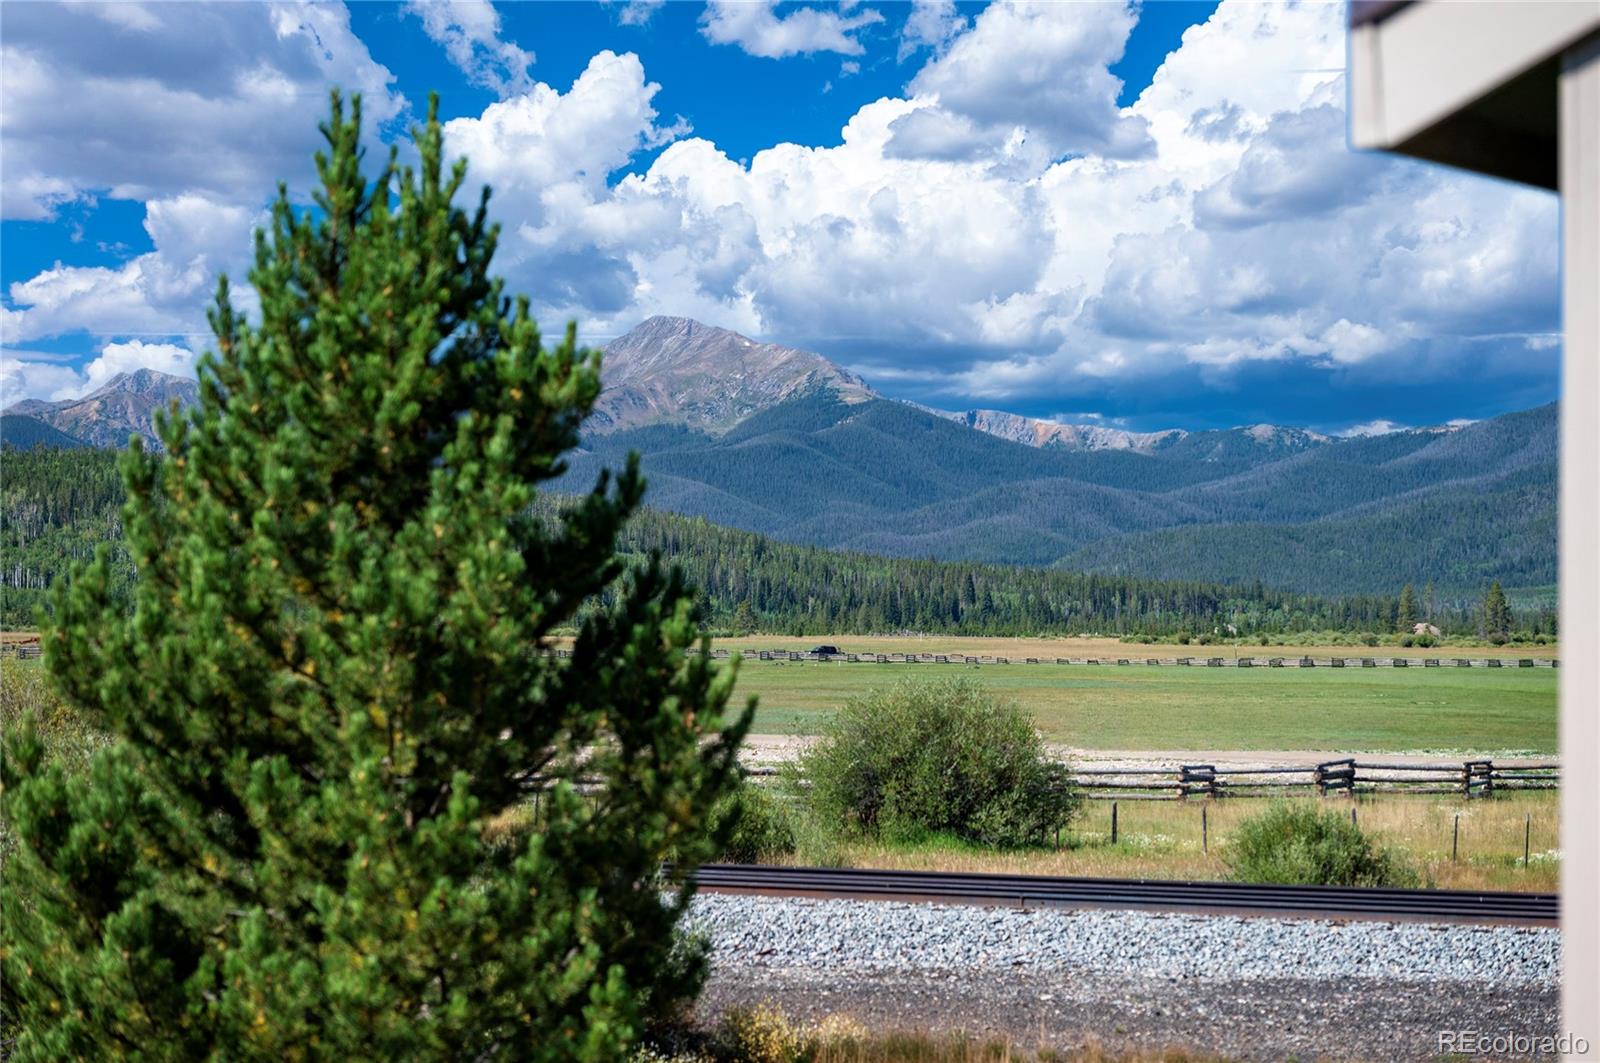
[[725, 657, 1557, 754]]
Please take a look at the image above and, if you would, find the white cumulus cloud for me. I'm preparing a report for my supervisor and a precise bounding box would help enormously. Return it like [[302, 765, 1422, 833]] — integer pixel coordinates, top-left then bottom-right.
[[405, 0, 535, 98], [2, 0, 1561, 426], [3, 194, 262, 344], [893, 1, 1152, 164], [0, 1, 405, 219], [617, 0, 664, 26], [898, 0, 967, 60], [699, 0, 884, 59]]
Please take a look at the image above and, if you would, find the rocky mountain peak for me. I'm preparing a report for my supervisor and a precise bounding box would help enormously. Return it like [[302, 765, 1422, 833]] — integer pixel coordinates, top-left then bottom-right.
[[88, 367, 194, 400], [3, 369, 197, 449], [1239, 423, 1331, 447], [592, 317, 874, 434], [956, 409, 1188, 453]]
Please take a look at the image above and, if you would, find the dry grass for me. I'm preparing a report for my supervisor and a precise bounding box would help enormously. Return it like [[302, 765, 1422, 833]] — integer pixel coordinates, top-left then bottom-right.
[[704, 634, 1558, 661], [663, 1002, 1230, 1063], [807, 1035, 1229, 1063], [786, 792, 1559, 893], [0, 658, 106, 775]]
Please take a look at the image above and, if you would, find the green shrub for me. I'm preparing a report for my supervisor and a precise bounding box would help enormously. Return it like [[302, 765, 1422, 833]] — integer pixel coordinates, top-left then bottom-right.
[[785, 807, 847, 867], [1176, 633, 1191, 645], [1361, 633, 1380, 647], [795, 678, 1077, 848], [709, 784, 796, 863], [1227, 803, 1420, 887], [1399, 634, 1415, 647]]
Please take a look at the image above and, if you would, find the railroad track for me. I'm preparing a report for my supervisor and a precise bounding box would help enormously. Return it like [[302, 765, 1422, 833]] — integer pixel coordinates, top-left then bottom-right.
[[688, 864, 1558, 926]]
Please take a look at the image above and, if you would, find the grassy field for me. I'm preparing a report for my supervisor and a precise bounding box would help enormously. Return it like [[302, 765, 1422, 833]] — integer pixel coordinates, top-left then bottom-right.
[[707, 633, 1560, 660], [727, 659, 1557, 753], [6, 644, 1557, 754], [4, 658, 1559, 892], [781, 791, 1560, 893]]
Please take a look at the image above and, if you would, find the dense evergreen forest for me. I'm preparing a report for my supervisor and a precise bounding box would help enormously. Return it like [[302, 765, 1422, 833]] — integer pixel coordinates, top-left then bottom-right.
[[559, 396, 1557, 598], [4, 446, 1549, 638], [1, 446, 133, 625], [605, 506, 1543, 638]]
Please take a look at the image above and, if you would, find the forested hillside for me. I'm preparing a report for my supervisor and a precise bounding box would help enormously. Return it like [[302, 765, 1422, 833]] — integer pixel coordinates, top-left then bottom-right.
[[1060, 475, 1555, 602], [607, 506, 1426, 636], [0, 415, 89, 449], [3, 446, 1542, 637], [558, 396, 1557, 597], [1, 447, 132, 624]]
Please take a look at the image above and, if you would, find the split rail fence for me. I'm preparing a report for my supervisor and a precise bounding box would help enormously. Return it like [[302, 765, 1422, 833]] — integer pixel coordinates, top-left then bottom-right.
[[693, 648, 1559, 669], [1069, 757, 1559, 801], [0, 643, 1559, 668], [527, 759, 1559, 804]]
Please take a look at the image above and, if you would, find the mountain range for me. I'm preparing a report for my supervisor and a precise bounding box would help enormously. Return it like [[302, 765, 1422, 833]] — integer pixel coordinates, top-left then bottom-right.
[[4, 369, 198, 449], [596, 317, 1344, 459], [1, 318, 1556, 598]]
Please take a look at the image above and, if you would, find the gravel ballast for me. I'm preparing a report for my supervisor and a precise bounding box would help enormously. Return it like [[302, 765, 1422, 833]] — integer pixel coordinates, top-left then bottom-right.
[[687, 895, 1562, 1061], [686, 894, 1559, 986]]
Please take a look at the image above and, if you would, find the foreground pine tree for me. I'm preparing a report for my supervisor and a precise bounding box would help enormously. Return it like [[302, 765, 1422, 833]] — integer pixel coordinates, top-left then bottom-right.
[[1, 94, 749, 1060]]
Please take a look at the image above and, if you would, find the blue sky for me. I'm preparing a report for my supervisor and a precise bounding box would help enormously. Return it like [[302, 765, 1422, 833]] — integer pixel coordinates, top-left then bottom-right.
[[0, 1, 1560, 433]]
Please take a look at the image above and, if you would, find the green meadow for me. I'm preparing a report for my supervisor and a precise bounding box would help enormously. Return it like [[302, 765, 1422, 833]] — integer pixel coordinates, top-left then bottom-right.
[[727, 659, 1557, 754]]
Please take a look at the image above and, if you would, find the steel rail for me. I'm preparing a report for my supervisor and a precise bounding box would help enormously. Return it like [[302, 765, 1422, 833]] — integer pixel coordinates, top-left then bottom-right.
[[685, 864, 1557, 926]]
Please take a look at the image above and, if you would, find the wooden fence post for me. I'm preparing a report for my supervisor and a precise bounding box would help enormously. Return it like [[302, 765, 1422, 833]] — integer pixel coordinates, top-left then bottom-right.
[[1314, 759, 1354, 798], [1111, 801, 1119, 845], [1180, 764, 1217, 800], [1463, 759, 1494, 798], [1525, 814, 1532, 868], [1202, 805, 1209, 854], [1452, 813, 1460, 861]]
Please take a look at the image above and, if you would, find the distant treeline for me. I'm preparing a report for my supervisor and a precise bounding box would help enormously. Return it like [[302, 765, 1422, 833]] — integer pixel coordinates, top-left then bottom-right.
[[583, 504, 1549, 639], [1, 447, 1553, 639]]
